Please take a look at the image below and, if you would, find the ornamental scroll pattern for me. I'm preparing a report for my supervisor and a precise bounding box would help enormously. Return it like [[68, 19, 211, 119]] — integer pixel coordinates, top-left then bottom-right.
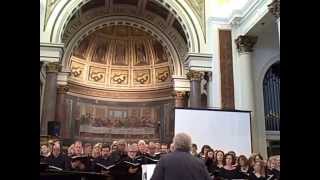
[[111, 70, 128, 85], [88, 67, 106, 83], [156, 67, 170, 83], [69, 26, 172, 90], [70, 61, 85, 80], [133, 70, 150, 85]]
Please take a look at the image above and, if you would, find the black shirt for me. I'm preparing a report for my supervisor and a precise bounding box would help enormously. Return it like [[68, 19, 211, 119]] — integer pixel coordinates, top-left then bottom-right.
[[248, 173, 267, 180], [46, 153, 67, 170], [266, 168, 280, 180], [217, 167, 247, 180]]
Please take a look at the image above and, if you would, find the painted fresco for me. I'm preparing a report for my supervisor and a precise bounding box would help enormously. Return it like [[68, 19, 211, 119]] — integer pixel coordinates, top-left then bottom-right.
[[65, 95, 174, 143]]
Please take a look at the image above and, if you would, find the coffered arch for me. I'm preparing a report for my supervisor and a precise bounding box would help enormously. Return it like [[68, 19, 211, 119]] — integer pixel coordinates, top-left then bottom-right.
[[45, 0, 204, 54], [62, 16, 184, 76]]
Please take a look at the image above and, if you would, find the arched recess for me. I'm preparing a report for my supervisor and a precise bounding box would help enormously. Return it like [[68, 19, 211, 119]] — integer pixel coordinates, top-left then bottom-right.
[[62, 16, 184, 77], [46, 0, 203, 53], [262, 61, 280, 131], [254, 54, 280, 148]]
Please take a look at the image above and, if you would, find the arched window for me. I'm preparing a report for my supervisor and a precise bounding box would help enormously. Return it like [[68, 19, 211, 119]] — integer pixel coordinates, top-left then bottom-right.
[[263, 62, 280, 131]]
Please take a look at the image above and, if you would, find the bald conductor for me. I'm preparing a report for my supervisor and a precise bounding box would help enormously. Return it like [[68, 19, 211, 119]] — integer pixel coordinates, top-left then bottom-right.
[[151, 133, 212, 180]]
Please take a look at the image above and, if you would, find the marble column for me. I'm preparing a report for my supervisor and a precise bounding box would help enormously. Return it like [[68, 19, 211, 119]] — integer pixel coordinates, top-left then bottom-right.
[[187, 70, 202, 108], [172, 91, 187, 108], [268, 0, 280, 44], [55, 85, 69, 138], [205, 72, 213, 108], [41, 63, 59, 135], [235, 35, 257, 112]]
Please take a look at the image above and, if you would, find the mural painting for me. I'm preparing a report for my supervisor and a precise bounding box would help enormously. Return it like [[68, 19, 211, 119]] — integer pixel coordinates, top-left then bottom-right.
[[65, 95, 174, 143]]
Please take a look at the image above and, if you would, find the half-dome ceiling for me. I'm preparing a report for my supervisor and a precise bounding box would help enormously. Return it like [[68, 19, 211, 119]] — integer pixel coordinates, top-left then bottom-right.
[[69, 25, 172, 92], [61, 0, 189, 61]]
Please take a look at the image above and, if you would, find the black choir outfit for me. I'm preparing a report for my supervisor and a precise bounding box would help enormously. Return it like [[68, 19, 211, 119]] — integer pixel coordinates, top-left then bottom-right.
[[217, 167, 248, 180], [248, 173, 267, 180], [266, 168, 280, 180], [46, 153, 68, 170]]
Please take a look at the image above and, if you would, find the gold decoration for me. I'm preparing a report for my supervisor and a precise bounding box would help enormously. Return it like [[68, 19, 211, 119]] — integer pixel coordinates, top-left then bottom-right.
[[70, 61, 85, 79], [88, 66, 106, 83], [187, 70, 202, 81], [172, 91, 186, 97], [112, 74, 127, 84], [235, 35, 258, 53], [135, 73, 149, 84], [46, 62, 60, 73], [57, 85, 69, 94], [90, 72, 104, 82], [71, 67, 82, 77], [133, 70, 150, 85]]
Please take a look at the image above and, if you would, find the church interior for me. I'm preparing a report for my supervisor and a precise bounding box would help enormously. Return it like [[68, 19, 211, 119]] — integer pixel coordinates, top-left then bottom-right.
[[40, 0, 280, 179]]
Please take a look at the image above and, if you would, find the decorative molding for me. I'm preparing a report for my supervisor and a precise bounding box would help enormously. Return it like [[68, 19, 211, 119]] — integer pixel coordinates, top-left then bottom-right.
[[268, 0, 280, 19], [68, 83, 173, 101], [184, 53, 212, 72], [57, 71, 70, 85], [46, 62, 60, 73], [57, 85, 69, 94], [172, 75, 190, 92], [186, 70, 202, 81], [40, 42, 65, 63], [172, 91, 187, 98], [44, 0, 62, 30], [235, 35, 258, 53]]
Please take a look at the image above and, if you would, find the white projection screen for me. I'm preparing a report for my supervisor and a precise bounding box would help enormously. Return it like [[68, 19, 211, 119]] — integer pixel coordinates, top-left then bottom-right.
[[175, 108, 252, 157]]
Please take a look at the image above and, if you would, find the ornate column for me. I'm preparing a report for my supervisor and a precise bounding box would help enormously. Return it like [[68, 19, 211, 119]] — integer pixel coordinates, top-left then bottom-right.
[[268, 0, 280, 44], [172, 91, 187, 108], [41, 62, 59, 135], [55, 85, 69, 138], [235, 35, 257, 112], [187, 70, 202, 108]]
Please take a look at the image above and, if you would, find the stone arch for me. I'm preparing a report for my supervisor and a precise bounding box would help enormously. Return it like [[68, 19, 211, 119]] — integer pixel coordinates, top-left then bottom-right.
[[46, 0, 203, 53], [61, 16, 184, 76]]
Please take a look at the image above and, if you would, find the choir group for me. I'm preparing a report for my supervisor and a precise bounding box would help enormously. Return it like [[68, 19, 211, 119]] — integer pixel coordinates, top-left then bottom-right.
[[40, 139, 280, 180]]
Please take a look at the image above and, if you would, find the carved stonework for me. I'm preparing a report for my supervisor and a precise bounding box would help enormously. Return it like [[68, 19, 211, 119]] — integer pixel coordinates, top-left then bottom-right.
[[268, 0, 280, 19], [156, 67, 170, 83], [187, 70, 202, 81], [172, 91, 187, 108], [68, 26, 173, 91], [70, 61, 85, 79], [134, 70, 150, 85], [61, 5, 188, 61], [111, 70, 128, 85], [172, 91, 187, 98], [88, 67, 106, 83], [235, 35, 258, 53], [46, 62, 60, 73], [57, 85, 69, 94]]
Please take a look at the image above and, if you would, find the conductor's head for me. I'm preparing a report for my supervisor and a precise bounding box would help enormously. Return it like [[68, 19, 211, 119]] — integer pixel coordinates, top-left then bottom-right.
[[173, 133, 192, 152]]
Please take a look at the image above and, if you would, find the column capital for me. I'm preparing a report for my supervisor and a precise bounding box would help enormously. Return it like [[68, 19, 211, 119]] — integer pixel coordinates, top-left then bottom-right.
[[268, 0, 280, 19], [46, 62, 60, 73], [172, 91, 187, 98], [57, 85, 69, 94], [187, 70, 202, 81], [235, 35, 258, 53]]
